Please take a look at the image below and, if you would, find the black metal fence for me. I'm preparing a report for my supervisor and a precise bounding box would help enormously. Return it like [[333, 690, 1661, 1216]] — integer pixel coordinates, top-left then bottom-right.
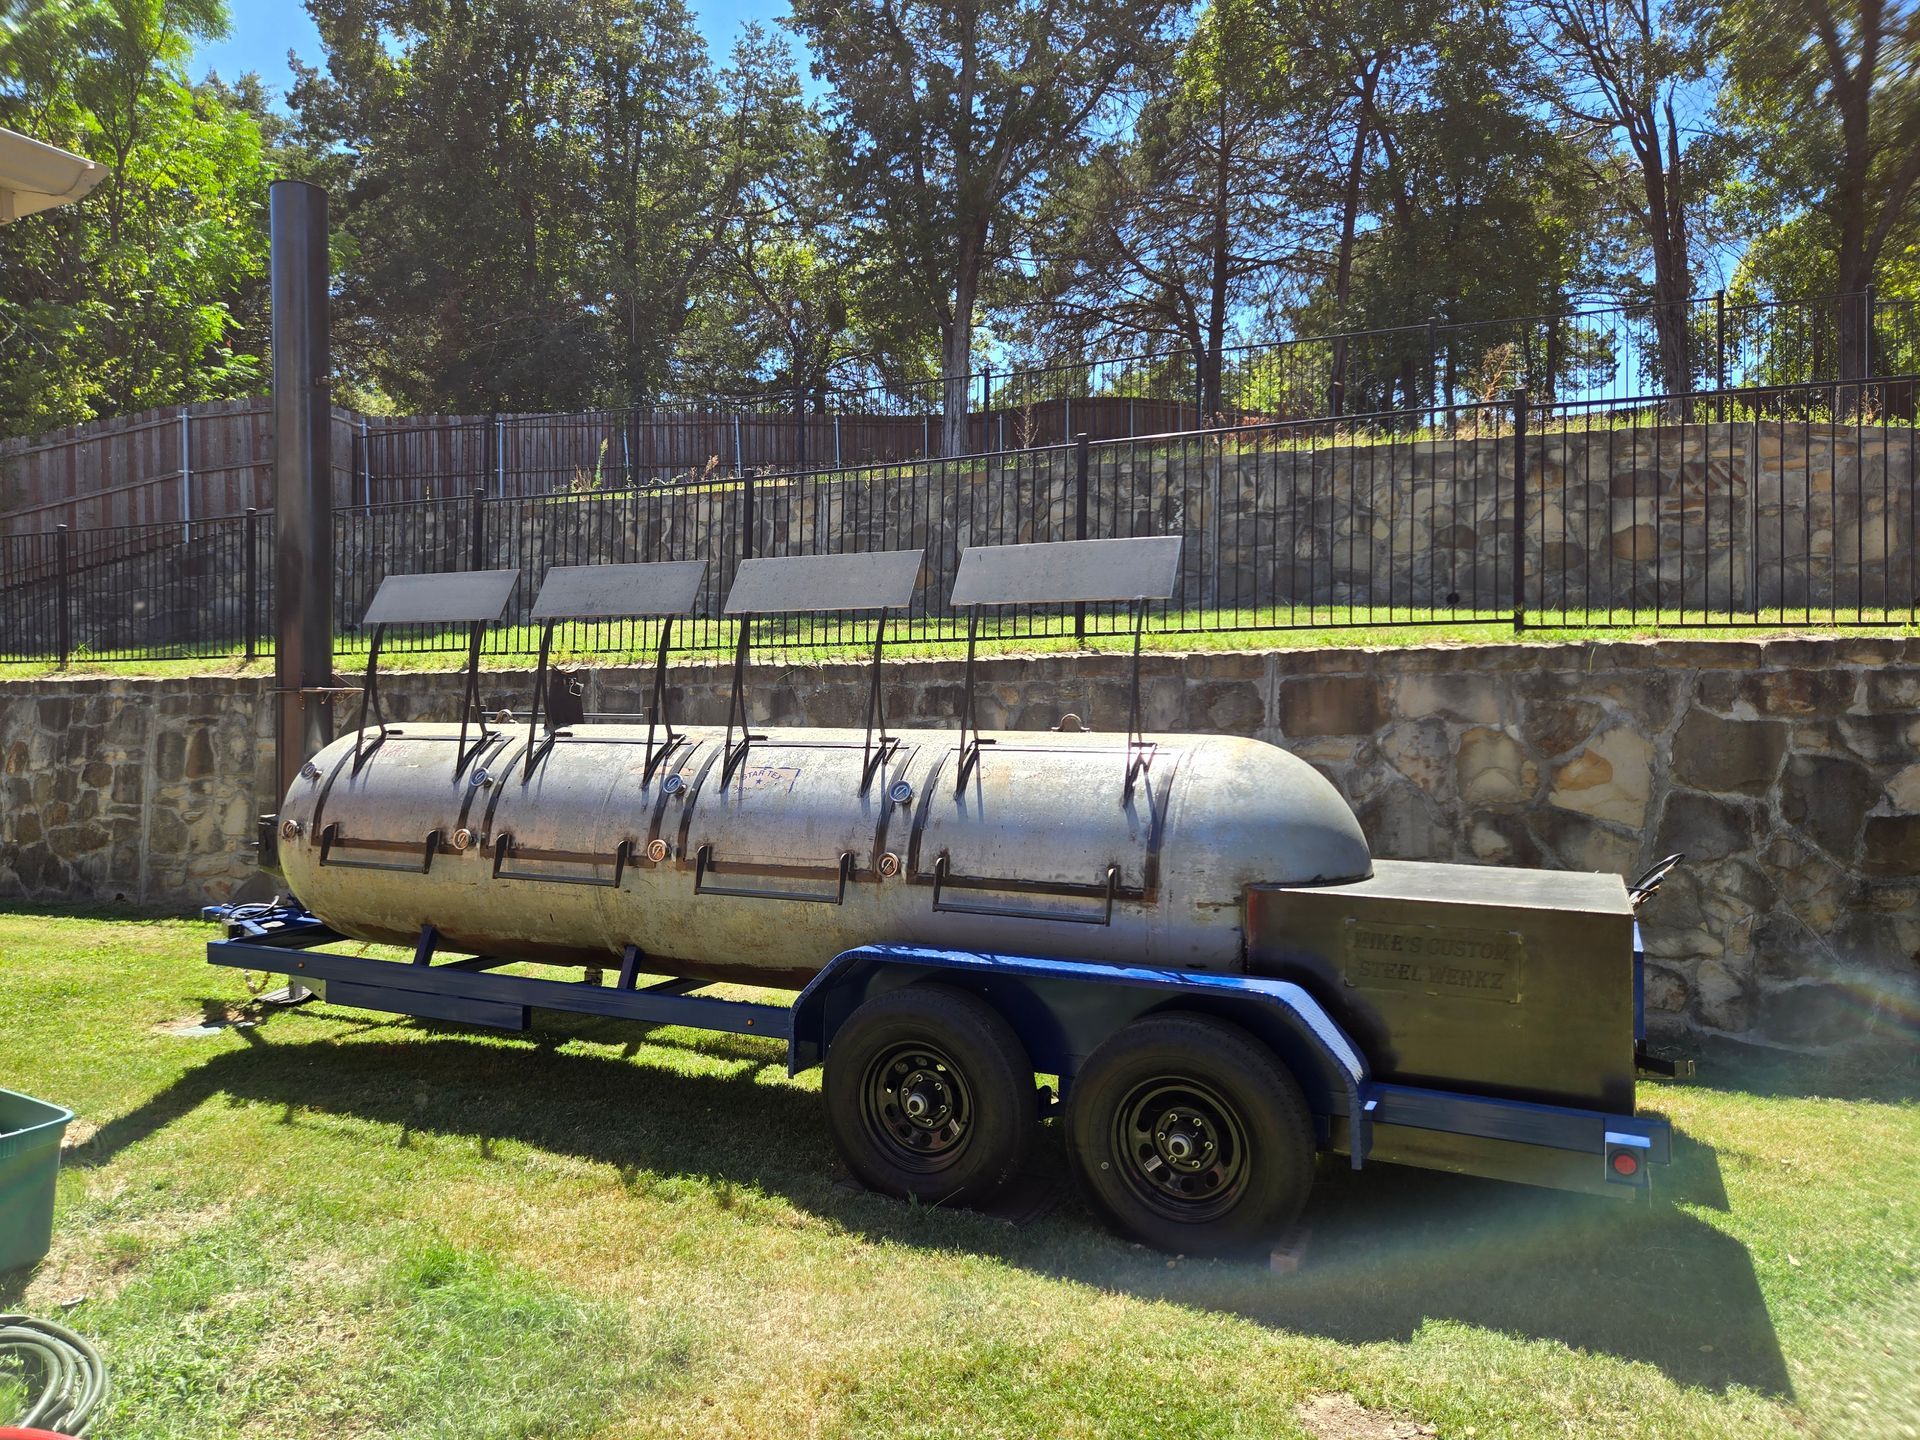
[[336, 288, 1920, 499], [821, 286, 1920, 423], [5, 377, 1914, 666]]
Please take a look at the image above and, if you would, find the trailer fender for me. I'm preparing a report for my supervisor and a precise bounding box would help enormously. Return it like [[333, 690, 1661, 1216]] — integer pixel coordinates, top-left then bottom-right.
[[790, 944, 1373, 1166]]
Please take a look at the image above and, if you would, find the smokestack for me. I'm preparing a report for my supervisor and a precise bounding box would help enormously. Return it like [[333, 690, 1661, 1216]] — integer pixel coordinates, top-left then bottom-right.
[[269, 180, 333, 807]]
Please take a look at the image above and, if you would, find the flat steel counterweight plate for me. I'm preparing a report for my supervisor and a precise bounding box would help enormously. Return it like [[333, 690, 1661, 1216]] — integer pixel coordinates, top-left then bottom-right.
[[530, 561, 708, 620], [724, 549, 924, 614], [951, 536, 1182, 606]]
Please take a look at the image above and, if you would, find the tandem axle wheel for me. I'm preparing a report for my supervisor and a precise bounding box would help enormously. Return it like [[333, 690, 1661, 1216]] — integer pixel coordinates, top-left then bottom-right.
[[823, 986, 1318, 1254], [823, 984, 1038, 1207]]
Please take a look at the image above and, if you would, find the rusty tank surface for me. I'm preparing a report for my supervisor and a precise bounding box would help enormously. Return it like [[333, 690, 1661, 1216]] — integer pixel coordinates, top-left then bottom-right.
[[278, 722, 1374, 988]]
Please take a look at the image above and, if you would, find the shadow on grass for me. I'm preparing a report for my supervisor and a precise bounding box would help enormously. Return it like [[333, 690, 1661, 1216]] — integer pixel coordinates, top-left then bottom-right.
[[73, 1007, 1791, 1398], [1675, 1034, 1920, 1107]]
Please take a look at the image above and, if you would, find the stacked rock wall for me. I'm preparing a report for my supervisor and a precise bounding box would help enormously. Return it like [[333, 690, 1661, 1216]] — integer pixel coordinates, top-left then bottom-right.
[[3, 636, 1915, 1050]]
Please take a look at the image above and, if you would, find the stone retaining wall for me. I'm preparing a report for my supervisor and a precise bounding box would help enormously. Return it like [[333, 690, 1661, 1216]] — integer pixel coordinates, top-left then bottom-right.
[[17, 420, 1918, 660], [4, 636, 1916, 1050]]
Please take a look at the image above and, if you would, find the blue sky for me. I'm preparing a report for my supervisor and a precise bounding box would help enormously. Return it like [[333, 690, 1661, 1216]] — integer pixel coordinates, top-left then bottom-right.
[[193, 0, 806, 103]]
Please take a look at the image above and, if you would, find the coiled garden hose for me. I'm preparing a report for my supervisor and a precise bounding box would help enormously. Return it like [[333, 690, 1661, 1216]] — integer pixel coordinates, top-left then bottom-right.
[[0, 1314, 107, 1437]]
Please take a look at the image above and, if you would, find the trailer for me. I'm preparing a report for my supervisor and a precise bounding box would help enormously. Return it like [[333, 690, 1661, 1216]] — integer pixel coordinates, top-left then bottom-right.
[[209, 541, 1681, 1254]]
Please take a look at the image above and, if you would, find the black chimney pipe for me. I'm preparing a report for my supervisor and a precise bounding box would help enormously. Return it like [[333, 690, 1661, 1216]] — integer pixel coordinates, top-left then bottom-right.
[[269, 180, 333, 807]]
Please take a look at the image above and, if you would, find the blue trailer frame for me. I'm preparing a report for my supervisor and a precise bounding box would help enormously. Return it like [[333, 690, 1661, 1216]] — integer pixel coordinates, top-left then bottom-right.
[[205, 904, 1670, 1199]]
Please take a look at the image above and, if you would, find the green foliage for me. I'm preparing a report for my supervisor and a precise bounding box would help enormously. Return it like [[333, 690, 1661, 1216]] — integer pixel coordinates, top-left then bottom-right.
[[788, 0, 1178, 446], [289, 0, 723, 413], [670, 26, 892, 410], [1270, 0, 1605, 408], [1024, 1, 1313, 413], [0, 0, 272, 438], [1, 0, 1914, 441], [1714, 0, 1920, 375]]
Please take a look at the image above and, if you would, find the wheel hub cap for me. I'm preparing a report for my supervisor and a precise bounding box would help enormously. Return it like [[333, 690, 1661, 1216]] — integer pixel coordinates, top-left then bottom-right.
[[1114, 1079, 1250, 1221], [861, 1044, 974, 1171]]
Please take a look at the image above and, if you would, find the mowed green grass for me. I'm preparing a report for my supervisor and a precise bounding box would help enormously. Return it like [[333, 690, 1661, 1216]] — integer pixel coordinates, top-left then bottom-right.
[[4, 611, 1918, 682], [1, 908, 1914, 1439]]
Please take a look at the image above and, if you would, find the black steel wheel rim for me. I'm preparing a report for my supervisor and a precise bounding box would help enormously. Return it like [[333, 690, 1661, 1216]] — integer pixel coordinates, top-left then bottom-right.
[[1111, 1076, 1250, 1221], [860, 1041, 975, 1173]]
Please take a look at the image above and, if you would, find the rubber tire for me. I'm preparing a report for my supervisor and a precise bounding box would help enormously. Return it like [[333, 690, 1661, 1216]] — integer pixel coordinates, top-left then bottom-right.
[[823, 984, 1037, 1207], [1066, 1012, 1316, 1255]]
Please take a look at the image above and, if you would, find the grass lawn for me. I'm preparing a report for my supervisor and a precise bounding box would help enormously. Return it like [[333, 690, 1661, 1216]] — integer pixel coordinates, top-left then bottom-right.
[[1, 907, 1915, 1438], [4, 613, 1918, 682]]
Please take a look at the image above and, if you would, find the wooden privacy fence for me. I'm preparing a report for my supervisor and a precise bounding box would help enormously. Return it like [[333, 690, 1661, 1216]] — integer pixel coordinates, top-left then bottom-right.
[[2, 395, 1202, 535], [0, 400, 358, 536]]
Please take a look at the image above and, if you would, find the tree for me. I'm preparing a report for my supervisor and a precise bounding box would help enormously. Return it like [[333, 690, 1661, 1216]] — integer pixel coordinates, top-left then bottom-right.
[[1529, 0, 1715, 397], [1264, 0, 1453, 412], [671, 25, 885, 421], [1029, 1, 1319, 419], [788, 0, 1176, 455], [0, 0, 272, 438], [1715, 0, 1920, 379], [290, 0, 729, 413], [1276, 0, 1602, 410]]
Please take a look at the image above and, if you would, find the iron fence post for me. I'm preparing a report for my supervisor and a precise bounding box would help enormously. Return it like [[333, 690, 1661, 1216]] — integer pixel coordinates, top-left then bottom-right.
[[795, 384, 807, 472], [1426, 316, 1439, 412], [741, 470, 756, 561], [179, 406, 192, 543], [1074, 431, 1089, 644], [1864, 282, 1877, 378], [55, 523, 71, 667], [244, 506, 259, 660], [469, 485, 486, 572], [1715, 289, 1727, 422], [1512, 389, 1529, 633]]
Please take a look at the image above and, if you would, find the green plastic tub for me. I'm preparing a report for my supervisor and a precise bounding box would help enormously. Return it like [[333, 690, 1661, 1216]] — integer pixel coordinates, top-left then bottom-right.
[[0, 1088, 72, 1272]]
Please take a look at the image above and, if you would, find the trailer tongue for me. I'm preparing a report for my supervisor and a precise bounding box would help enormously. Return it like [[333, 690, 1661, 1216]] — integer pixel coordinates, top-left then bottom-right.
[[210, 541, 1677, 1254]]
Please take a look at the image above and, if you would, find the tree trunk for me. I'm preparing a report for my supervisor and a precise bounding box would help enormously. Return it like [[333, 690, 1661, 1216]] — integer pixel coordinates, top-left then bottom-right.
[[940, 255, 979, 458], [1634, 102, 1692, 405], [1328, 79, 1376, 418], [1834, 222, 1872, 385], [1200, 95, 1232, 422]]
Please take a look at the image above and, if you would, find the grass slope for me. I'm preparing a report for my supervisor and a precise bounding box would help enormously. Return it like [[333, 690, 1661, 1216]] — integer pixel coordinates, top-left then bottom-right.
[[1, 907, 1914, 1438], [4, 613, 1918, 682]]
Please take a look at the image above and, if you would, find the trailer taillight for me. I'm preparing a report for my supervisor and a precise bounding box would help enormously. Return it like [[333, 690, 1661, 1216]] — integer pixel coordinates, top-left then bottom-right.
[[1604, 1131, 1652, 1188]]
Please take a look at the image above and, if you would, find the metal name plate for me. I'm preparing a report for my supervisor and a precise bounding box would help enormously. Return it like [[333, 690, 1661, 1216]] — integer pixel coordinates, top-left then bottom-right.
[[1341, 919, 1524, 1004], [951, 536, 1183, 606], [530, 561, 707, 620], [724, 549, 924, 614], [363, 569, 518, 625]]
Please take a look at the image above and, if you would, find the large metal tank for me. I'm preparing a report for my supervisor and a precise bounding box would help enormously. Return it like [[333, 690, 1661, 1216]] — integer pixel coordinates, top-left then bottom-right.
[[279, 722, 1373, 986]]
